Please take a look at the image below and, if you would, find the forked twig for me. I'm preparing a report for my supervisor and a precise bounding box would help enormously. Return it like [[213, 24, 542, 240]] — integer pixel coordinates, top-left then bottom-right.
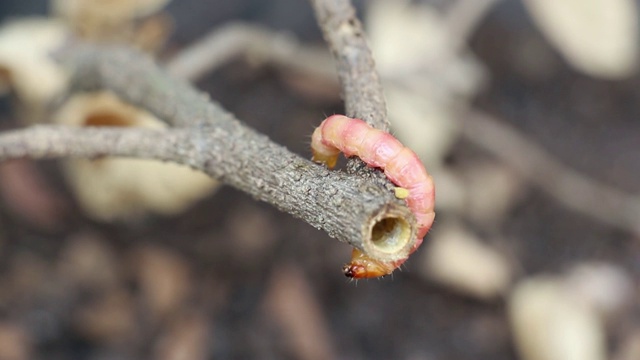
[[0, 0, 419, 263]]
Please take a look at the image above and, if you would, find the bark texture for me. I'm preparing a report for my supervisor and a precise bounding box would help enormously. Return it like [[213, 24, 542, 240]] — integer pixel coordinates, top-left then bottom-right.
[[310, 0, 388, 130], [8, 45, 417, 261]]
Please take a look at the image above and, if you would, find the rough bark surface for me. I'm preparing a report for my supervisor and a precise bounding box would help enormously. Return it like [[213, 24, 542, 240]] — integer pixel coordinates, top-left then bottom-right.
[[310, 0, 388, 130], [45, 46, 416, 260]]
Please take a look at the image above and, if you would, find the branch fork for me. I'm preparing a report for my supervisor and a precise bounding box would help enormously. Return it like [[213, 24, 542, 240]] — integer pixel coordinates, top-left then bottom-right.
[[0, 0, 418, 267]]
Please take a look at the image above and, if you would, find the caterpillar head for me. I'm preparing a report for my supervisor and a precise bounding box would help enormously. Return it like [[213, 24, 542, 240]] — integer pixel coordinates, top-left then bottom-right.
[[342, 249, 396, 279]]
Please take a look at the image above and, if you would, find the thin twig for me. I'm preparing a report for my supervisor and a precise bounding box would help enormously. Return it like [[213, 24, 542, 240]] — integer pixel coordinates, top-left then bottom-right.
[[167, 7, 640, 236], [0, 126, 186, 161], [308, 0, 400, 189], [463, 111, 640, 235], [309, 0, 388, 131], [0, 0, 418, 262], [51, 44, 418, 262], [166, 23, 336, 83], [0, 114, 416, 262], [56, 45, 219, 128]]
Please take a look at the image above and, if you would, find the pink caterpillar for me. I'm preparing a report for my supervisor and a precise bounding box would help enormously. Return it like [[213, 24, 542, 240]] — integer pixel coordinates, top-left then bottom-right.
[[311, 115, 435, 279]]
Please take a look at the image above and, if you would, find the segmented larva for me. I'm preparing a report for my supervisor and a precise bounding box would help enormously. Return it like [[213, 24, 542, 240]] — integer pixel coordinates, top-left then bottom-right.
[[311, 115, 435, 279]]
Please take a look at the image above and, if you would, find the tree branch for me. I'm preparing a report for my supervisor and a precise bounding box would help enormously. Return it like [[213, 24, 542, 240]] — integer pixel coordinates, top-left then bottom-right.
[[56, 45, 221, 128], [0, 114, 416, 261], [0, 125, 186, 161], [162, 3, 640, 237], [309, 0, 388, 131], [37, 37, 417, 262], [165, 23, 336, 83], [0, 0, 420, 264]]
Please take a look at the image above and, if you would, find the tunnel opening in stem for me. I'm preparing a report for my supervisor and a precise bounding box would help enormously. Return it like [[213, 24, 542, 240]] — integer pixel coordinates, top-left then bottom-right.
[[369, 216, 412, 255]]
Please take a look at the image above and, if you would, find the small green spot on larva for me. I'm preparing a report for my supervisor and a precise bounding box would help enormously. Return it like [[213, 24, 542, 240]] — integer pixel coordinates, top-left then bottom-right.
[[394, 187, 409, 199]]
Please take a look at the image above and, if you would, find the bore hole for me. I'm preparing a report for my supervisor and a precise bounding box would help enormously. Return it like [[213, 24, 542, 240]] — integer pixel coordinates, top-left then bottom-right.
[[85, 111, 132, 127], [370, 217, 411, 253]]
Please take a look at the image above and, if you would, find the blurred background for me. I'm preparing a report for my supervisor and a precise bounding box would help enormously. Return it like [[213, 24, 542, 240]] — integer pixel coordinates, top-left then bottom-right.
[[0, 0, 638, 359]]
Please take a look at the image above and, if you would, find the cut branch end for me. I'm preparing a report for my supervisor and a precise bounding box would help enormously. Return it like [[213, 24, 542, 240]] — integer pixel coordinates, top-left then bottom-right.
[[364, 203, 416, 261]]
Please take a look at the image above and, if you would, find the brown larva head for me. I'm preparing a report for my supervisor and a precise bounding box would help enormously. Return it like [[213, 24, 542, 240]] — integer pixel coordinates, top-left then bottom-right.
[[342, 263, 366, 278], [342, 262, 392, 279], [342, 249, 396, 279]]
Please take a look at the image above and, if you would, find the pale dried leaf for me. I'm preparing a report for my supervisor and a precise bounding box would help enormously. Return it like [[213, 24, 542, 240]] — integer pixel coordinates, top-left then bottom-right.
[[429, 167, 466, 214], [366, 0, 485, 166], [564, 263, 634, 320], [0, 18, 68, 117], [509, 276, 607, 360], [367, 0, 451, 75], [523, 0, 639, 78], [53, 0, 172, 21], [53, 92, 220, 220], [461, 161, 526, 227], [386, 88, 461, 166], [420, 223, 512, 299]]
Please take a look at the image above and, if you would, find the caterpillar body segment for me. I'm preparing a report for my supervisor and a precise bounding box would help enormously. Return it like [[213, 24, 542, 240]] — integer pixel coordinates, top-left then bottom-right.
[[311, 115, 435, 279], [311, 124, 340, 168]]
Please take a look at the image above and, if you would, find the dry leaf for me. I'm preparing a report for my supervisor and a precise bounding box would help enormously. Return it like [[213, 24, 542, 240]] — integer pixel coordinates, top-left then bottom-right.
[[523, 0, 639, 78], [0, 18, 68, 122], [53, 0, 172, 45], [461, 161, 526, 227], [53, 92, 219, 220], [53, 0, 172, 23], [509, 276, 607, 360], [366, 0, 484, 166], [564, 263, 634, 320], [420, 222, 512, 299]]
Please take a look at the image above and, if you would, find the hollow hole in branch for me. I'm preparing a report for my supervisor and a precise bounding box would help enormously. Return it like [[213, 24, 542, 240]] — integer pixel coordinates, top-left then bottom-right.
[[370, 216, 411, 254]]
